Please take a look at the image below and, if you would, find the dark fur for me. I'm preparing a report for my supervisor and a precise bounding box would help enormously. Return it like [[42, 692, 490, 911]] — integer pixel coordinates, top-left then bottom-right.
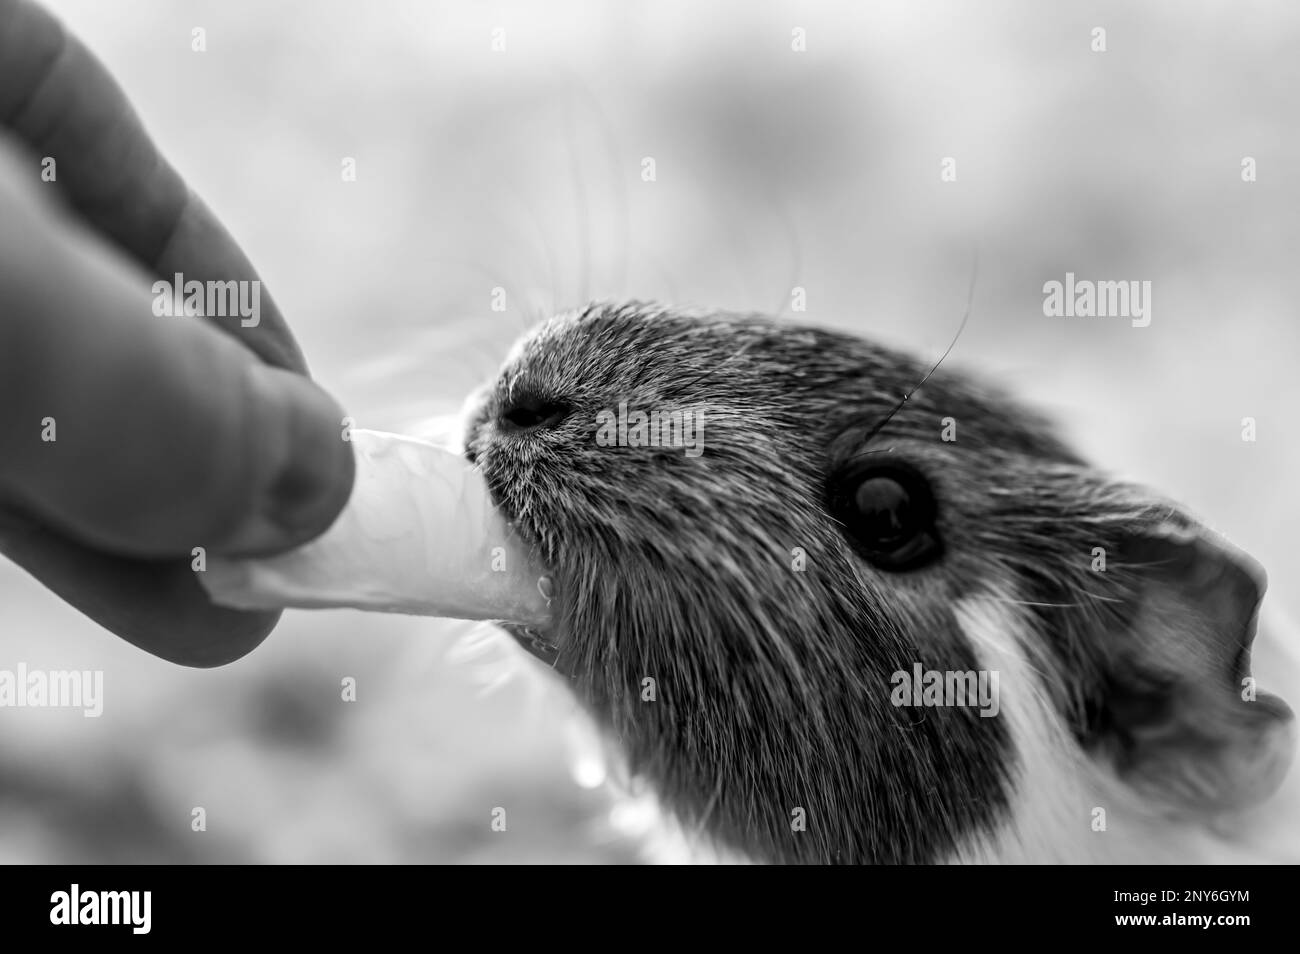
[[464, 302, 1274, 862]]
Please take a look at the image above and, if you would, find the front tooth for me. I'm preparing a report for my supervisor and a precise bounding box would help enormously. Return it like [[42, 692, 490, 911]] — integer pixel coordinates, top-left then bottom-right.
[[199, 429, 551, 626]]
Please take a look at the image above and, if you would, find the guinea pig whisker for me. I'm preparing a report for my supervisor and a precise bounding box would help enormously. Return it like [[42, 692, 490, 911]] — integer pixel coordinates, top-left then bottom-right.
[[556, 65, 630, 298], [492, 175, 562, 322], [563, 94, 591, 309], [985, 597, 1099, 610], [862, 249, 979, 444]]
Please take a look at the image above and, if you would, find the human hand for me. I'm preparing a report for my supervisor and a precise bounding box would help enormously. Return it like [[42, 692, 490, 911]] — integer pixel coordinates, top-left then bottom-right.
[[0, 0, 355, 666]]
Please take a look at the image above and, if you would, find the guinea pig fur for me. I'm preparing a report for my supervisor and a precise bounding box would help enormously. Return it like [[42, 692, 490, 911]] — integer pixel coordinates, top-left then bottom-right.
[[465, 301, 1299, 865]]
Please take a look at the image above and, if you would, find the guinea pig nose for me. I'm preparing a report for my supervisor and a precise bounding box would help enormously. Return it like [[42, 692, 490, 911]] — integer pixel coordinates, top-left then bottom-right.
[[499, 396, 571, 432]]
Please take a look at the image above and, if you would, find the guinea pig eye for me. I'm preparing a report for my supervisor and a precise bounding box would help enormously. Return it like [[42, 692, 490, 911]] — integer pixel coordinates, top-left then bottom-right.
[[827, 460, 943, 571]]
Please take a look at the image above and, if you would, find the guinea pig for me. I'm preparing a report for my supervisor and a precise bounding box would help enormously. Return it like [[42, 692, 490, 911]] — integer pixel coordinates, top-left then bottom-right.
[[463, 300, 1299, 865]]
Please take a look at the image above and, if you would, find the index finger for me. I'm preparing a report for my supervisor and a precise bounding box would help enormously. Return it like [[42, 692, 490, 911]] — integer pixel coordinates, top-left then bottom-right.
[[0, 0, 306, 373]]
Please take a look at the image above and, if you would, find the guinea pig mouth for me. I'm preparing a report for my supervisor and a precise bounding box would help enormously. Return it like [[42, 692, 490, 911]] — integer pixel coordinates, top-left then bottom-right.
[[480, 482, 565, 665], [497, 622, 562, 666]]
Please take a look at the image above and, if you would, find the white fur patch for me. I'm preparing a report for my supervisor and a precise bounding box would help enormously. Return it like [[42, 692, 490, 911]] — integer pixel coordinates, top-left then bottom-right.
[[950, 593, 1300, 863]]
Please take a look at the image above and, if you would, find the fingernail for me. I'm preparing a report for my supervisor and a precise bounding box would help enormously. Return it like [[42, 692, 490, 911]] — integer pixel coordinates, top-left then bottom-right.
[[218, 364, 355, 555]]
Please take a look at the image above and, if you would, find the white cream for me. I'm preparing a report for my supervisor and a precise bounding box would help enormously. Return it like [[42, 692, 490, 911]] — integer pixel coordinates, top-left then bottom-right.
[[199, 430, 551, 626]]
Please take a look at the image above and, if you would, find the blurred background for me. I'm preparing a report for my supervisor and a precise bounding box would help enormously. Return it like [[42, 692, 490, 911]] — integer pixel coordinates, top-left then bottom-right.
[[3, 0, 1299, 862]]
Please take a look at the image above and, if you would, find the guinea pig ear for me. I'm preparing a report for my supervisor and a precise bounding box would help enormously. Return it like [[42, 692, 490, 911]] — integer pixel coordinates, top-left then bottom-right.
[[1090, 523, 1296, 815]]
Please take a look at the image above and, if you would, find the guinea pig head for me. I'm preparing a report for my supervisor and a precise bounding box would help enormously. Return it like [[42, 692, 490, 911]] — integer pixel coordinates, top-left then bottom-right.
[[464, 301, 1296, 864]]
